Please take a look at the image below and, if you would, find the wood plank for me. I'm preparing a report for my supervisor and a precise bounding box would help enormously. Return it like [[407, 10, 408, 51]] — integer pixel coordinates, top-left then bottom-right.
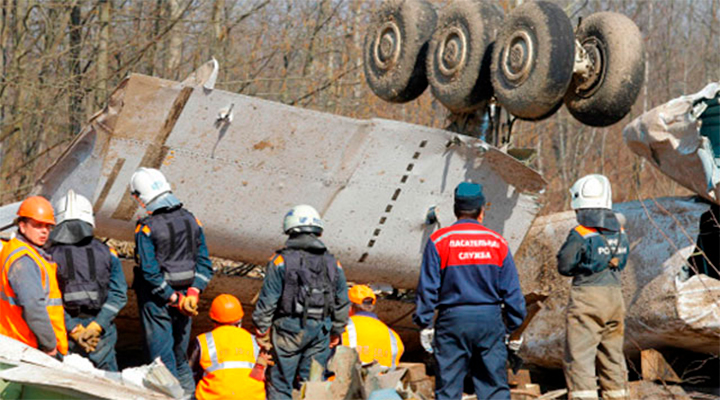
[[641, 349, 682, 383]]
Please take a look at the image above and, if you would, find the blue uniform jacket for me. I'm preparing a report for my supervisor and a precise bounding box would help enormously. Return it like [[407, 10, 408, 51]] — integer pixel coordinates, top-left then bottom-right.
[[414, 219, 526, 332], [135, 212, 213, 300], [557, 225, 630, 287], [252, 234, 350, 336]]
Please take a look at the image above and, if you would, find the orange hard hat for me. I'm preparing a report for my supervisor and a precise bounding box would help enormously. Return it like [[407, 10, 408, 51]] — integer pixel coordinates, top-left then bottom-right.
[[209, 294, 244, 324], [17, 196, 55, 225], [349, 284, 376, 305]]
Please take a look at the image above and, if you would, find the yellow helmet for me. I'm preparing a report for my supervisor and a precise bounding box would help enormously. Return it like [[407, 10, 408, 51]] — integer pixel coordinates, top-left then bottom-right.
[[348, 284, 376, 305]]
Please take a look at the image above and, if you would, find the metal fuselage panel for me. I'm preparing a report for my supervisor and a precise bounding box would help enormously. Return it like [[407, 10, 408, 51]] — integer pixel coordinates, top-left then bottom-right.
[[35, 74, 545, 288]]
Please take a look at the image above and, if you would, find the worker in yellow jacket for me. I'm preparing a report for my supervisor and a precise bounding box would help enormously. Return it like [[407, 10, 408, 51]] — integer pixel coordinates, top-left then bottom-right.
[[188, 294, 265, 400], [341, 284, 403, 369]]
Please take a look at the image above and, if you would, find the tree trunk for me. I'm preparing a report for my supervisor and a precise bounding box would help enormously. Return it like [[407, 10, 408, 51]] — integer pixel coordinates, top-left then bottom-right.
[[97, 0, 110, 108], [68, 2, 83, 137], [166, 0, 183, 79], [211, 0, 224, 59]]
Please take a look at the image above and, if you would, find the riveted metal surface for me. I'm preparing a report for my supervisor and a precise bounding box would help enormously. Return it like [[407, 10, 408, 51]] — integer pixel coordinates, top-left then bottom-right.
[[33, 72, 545, 289]]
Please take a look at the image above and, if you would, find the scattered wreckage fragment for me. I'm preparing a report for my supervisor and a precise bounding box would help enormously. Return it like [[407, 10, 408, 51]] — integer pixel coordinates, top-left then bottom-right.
[[0, 59, 545, 291], [0, 334, 176, 399]]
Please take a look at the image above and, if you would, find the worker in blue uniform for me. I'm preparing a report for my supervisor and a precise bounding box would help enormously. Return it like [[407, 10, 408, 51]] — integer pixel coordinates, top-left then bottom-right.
[[49, 190, 127, 371], [252, 204, 350, 400], [131, 167, 214, 397], [557, 174, 630, 400], [414, 182, 526, 400]]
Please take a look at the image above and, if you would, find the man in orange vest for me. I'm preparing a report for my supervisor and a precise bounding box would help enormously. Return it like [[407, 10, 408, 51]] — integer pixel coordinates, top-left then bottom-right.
[[188, 294, 265, 400], [0, 196, 67, 358], [341, 284, 404, 369]]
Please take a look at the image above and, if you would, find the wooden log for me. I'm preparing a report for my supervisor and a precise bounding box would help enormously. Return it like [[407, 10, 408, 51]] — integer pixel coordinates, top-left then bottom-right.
[[641, 349, 682, 383]]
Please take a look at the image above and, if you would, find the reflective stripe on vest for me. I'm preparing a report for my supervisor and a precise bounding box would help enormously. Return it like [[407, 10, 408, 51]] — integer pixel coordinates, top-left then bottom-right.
[[203, 332, 254, 375], [63, 290, 99, 302], [389, 327, 399, 369], [163, 270, 195, 283], [346, 318, 358, 348], [252, 335, 259, 360]]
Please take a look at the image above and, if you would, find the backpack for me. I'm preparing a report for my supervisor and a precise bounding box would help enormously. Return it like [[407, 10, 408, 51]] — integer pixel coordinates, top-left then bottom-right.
[[278, 249, 337, 323]]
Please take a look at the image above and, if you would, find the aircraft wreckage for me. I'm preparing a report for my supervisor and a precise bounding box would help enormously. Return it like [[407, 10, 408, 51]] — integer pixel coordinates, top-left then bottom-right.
[[0, 59, 717, 374]]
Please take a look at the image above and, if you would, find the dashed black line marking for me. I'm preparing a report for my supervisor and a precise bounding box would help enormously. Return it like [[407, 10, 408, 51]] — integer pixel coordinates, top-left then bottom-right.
[[358, 139, 428, 263]]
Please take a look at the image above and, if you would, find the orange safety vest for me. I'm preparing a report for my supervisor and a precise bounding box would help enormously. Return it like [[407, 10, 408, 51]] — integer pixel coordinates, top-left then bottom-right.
[[341, 314, 404, 369], [196, 325, 265, 400], [0, 237, 68, 354]]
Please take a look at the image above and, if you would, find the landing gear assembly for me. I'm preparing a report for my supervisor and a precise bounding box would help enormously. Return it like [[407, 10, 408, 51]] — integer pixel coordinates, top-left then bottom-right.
[[364, 0, 646, 134]]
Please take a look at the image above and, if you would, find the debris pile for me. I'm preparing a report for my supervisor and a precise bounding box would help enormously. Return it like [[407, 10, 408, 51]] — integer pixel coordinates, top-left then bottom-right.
[[0, 334, 177, 399], [297, 346, 434, 400]]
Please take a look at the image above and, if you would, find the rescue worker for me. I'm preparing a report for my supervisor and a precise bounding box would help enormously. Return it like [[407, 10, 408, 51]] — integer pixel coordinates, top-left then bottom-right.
[[188, 294, 265, 400], [557, 174, 630, 400], [252, 204, 350, 400], [414, 182, 526, 400], [0, 196, 67, 358], [131, 167, 213, 396], [48, 190, 127, 371], [341, 284, 404, 369]]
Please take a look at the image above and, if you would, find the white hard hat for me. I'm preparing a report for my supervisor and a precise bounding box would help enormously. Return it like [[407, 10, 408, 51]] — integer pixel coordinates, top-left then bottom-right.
[[130, 168, 172, 208], [55, 190, 95, 227], [283, 204, 324, 234], [570, 174, 612, 210]]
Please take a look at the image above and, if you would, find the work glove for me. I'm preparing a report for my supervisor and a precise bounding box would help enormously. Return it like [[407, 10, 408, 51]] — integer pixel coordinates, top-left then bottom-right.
[[506, 334, 524, 374], [420, 327, 434, 354], [168, 291, 185, 310], [69, 324, 95, 353], [79, 321, 103, 353], [506, 334, 523, 352], [180, 287, 200, 317], [69, 324, 85, 343], [329, 334, 341, 349], [255, 328, 273, 352]]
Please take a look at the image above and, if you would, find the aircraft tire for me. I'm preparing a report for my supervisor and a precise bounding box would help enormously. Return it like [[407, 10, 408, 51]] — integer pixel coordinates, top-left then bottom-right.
[[564, 12, 645, 127], [491, 1, 574, 121], [363, 0, 437, 103], [426, 0, 503, 113]]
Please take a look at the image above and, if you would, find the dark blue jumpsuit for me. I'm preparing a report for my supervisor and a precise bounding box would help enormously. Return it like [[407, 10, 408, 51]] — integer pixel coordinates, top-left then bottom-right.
[[252, 233, 350, 400], [414, 219, 526, 400], [134, 206, 213, 395]]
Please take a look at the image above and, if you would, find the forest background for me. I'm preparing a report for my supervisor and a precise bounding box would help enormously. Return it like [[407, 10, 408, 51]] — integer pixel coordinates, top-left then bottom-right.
[[0, 0, 718, 214]]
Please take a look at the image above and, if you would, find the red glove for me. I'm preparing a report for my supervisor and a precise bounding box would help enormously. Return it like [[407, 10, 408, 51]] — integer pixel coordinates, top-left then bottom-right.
[[329, 334, 341, 349]]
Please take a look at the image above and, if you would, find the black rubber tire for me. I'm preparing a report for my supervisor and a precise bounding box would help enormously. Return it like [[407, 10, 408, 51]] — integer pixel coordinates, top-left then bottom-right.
[[564, 12, 645, 127], [426, 0, 503, 113], [491, 1, 574, 121], [363, 0, 437, 103]]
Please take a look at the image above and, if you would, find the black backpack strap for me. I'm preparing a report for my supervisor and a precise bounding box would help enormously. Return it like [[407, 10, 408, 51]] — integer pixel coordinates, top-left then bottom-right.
[[85, 247, 97, 281], [64, 248, 76, 281], [324, 253, 337, 319], [166, 222, 176, 255], [183, 217, 197, 262]]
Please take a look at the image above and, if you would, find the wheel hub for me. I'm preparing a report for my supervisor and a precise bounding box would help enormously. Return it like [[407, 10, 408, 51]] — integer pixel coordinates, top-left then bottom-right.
[[573, 37, 606, 97], [373, 21, 402, 70], [501, 30, 534, 86], [437, 26, 467, 77]]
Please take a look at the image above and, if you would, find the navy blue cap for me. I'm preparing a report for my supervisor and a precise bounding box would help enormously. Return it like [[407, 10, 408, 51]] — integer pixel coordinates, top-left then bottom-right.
[[454, 182, 485, 211]]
